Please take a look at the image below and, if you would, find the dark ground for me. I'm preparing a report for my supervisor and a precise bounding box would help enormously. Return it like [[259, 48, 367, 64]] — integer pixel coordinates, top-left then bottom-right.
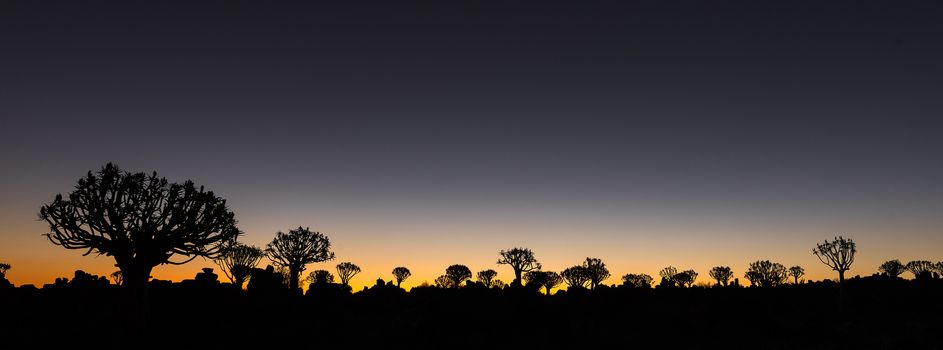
[[1, 274, 941, 349]]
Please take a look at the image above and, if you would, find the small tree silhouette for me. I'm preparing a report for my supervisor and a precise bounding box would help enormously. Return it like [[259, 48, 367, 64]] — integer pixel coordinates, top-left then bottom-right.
[[265, 227, 335, 291], [745, 260, 788, 287], [709, 266, 733, 286], [673, 270, 697, 288], [477, 269, 498, 287], [215, 243, 264, 290], [434, 275, 453, 288], [905, 260, 934, 279], [497, 247, 541, 287], [445, 264, 472, 289], [336, 262, 361, 286], [659, 266, 679, 287], [788, 266, 805, 284], [110, 271, 123, 286], [582, 258, 610, 290], [39, 163, 241, 290], [306, 269, 334, 284], [392, 267, 411, 287], [621, 273, 653, 288], [541, 272, 562, 295], [878, 260, 906, 277], [524, 270, 562, 294], [813, 236, 856, 286], [0, 263, 9, 279], [561, 265, 589, 289]]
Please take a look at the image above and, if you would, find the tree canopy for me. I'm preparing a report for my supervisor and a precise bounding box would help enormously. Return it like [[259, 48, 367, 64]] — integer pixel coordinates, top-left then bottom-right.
[[39, 163, 241, 289], [265, 227, 335, 291]]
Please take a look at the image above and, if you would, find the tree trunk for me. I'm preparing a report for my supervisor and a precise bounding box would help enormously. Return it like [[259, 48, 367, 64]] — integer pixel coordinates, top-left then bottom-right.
[[514, 270, 522, 287], [289, 266, 300, 291], [117, 263, 153, 348], [838, 270, 847, 313]]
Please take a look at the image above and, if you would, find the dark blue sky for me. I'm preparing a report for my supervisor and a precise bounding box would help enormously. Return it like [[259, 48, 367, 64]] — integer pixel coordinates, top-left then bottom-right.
[[1, 0, 941, 286]]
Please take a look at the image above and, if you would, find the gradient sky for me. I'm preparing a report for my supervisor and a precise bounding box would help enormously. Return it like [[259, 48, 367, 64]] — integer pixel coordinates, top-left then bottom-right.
[[1, 0, 942, 291]]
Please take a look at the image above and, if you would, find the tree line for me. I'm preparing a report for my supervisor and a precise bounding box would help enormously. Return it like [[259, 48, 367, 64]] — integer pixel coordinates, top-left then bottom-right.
[[7, 163, 940, 295]]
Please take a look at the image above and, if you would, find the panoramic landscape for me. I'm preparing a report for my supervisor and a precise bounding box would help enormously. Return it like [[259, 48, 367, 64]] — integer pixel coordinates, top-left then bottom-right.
[[1, 0, 942, 349]]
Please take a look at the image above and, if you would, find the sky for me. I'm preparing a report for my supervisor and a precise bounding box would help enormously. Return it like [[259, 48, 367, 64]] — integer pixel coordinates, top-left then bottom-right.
[[1, 0, 942, 291]]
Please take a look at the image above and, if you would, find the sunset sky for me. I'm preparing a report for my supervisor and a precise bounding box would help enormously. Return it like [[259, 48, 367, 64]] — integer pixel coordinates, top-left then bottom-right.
[[1, 0, 941, 291]]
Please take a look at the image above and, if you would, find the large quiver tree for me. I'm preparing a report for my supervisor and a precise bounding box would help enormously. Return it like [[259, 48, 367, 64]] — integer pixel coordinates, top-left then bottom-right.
[[39, 163, 241, 290]]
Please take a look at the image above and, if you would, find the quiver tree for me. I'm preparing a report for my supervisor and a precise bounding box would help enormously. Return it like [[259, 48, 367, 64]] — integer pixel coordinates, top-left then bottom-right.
[[110, 271, 123, 286], [621, 273, 653, 288], [477, 269, 498, 287], [878, 259, 906, 278], [788, 266, 805, 284], [445, 264, 472, 289], [307, 269, 334, 284], [435, 275, 454, 288], [582, 258, 610, 290], [336, 262, 361, 286], [265, 227, 335, 291], [906, 260, 935, 279], [744, 260, 788, 287], [524, 270, 563, 295], [812, 236, 856, 285], [709, 266, 733, 286], [541, 271, 563, 295], [673, 270, 696, 288], [215, 243, 264, 290], [39, 163, 241, 291], [497, 247, 541, 287], [659, 266, 679, 287], [561, 265, 589, 289], [392, 267, 411, 287], [680, 269, 698, 287]]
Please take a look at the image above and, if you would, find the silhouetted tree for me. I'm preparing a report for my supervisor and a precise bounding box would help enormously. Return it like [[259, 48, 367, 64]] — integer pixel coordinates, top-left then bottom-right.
[[497, 248, 541, 287], [434, 275, 453, 288], [39, 163, 241, 290], [878, 259, 906, 277], [541, 271, 562, 295], [744, 260, 788, 287], [336, 262, 361, 286], [524, 270, 561, 294], [813, 236, 856, 286], [681, 269, 698, 287], [445, 264, 472, 289], [492, 279, 505, 288], [659, 266, 679, 287], [906, 260, 935, 279], [788, 266, 805, 284], [477, 269, 498, 287], [621, 273, 653, 288], [215, 242, 264, 290], [582, 258, 609, 290], [0, 263, 10, 289], [265, 227, 335, 291], [306, 269, 334, 284], [709, 266, 733, 286], [110, 271, 123, 286], [674, 270, 697, 288], [392, 267, 411, 287], [561, 266, 589, 289]]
